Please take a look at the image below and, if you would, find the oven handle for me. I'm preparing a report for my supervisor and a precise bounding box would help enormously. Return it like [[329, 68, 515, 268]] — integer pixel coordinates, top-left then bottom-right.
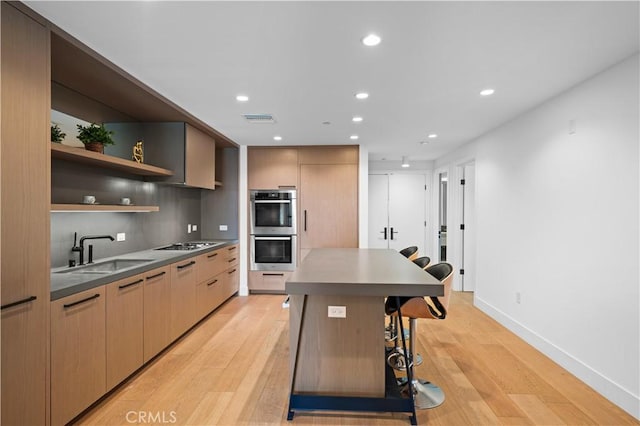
[[254, 236, 292, 241], [253, 200, 291, 204]]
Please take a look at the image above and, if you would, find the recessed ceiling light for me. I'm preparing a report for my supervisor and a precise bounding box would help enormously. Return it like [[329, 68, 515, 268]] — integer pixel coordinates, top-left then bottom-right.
[[419, 141, 429, 145], [273, 136, 282, 141], [350, 135, 359, 140], [236, 94, 249, 102], [480, 88, 495, 96], [355, 92, 369, 100], [352, 116, 363, 123], [428, 133, 438, 139], [362, 34, 381, 47]]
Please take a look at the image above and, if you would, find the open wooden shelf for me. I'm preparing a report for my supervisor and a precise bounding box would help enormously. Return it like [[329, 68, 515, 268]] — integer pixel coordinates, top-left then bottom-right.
[[51, 204, 159, 212], [51, 143, 173, 177]]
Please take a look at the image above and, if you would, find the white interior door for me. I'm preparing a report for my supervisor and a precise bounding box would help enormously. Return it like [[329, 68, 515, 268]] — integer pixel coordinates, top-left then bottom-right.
[[388, 174, 427, 256], [462, 163, 476, 291], [368, 173, 428, 255], [368, 174, 390, 249]]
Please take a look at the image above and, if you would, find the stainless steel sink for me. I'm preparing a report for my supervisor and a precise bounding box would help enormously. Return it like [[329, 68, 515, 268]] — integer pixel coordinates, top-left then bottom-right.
[[56, 259, 154, 274]]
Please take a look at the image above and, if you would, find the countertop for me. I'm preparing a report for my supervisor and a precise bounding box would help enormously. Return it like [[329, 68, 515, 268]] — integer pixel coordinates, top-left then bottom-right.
[[285, 248, 443, 297], [50, 239, 238, 301]]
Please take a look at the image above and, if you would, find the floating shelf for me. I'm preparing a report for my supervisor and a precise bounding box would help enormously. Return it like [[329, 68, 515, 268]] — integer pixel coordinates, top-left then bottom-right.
[[51, 204, 159, 213], [51, 143, 173, 177]]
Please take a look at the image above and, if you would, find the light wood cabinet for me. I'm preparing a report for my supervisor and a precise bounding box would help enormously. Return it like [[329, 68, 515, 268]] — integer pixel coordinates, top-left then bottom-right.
[[51, 287, 106, 426], [185, 124, 216, 189], [170, 258, 198, 340], [195, 244, 239, 318], [299, 163, 359, 250], [1, 3, 50, 425], [248, 147, 298, 189], [106, 274, 144, 391], [298, 146, 359, 165], [143, 266, 172, 362], [248, 271, 291, 293]]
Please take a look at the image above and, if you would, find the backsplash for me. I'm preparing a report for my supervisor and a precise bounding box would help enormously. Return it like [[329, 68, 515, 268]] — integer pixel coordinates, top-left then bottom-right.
[[51, 159, 202, 267]]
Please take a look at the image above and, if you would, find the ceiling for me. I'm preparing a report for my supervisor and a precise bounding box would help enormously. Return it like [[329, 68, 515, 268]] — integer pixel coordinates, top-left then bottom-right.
[[26, 1, 639, 162]]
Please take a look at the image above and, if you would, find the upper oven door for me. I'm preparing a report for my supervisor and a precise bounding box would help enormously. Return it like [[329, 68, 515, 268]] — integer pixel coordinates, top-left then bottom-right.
[[250, 190, 297, 235]]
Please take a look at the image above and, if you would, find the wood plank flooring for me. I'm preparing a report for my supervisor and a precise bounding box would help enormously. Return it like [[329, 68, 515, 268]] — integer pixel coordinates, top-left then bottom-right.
[[73, 292, 638, 425]]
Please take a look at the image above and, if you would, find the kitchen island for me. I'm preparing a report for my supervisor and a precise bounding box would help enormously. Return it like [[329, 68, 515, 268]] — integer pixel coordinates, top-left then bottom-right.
[[285, 248, 443, 424]]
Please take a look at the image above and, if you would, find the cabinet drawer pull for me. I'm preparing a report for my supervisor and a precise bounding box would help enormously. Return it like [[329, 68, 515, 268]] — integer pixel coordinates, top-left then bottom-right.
[[177, 260, 196, 270], [207, 279, 218, 287], [207, 253, 218, 258], [63, 294, 100, 309], [263, 273, 284, 277], [1, 295, 37, 310], [119, 279, 143, 290], [228, 246, 237, 251], [228, 269, 237, 274], [228, 258, 237, 263], [146, 271, 166, 280]]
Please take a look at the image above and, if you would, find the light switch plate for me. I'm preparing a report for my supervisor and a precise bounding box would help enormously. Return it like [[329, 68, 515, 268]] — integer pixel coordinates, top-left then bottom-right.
[[219, 225, 228, 231], [116, 233, 125, 242], [187, 224, 192, 233], [328, 305, 346, 318], [192, 224, 198, 231]]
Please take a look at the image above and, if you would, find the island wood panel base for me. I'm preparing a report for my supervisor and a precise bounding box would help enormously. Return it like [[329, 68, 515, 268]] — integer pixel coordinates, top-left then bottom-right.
[[289, 294, 384, 397]]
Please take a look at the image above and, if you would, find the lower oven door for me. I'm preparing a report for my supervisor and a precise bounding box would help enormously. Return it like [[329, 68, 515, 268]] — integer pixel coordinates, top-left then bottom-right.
[[250, 235, 297, 271]]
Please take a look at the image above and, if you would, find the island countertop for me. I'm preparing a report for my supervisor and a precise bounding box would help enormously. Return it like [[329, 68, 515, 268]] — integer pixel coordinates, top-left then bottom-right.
[[285, 248, 443, 297]]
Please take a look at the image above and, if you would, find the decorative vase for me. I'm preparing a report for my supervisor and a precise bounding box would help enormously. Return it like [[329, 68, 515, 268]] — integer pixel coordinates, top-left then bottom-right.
[[84, 142, 104, 153]]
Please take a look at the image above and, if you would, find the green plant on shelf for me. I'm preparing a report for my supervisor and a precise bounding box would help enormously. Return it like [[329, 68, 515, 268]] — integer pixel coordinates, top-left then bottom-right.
[[51, 123, 66, 143], [76, 123, 115, 153]]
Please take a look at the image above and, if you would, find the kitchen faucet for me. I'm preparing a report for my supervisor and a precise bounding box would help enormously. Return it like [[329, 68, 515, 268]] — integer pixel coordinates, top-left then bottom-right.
[[71, 232, 115, 265]]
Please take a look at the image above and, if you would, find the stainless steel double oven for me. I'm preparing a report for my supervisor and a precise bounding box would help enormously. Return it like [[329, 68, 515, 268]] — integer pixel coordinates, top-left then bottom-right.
[[249, 189, 297, 271]]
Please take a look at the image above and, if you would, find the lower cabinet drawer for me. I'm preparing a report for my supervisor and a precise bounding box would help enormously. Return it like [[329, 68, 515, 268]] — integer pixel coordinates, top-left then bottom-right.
[[248, 271, 290, 293]]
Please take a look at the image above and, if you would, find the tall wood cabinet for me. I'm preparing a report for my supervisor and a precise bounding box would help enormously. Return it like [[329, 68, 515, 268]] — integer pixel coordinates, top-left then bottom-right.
[[1, 3, 50, 425], [247, 146, 359, 292]]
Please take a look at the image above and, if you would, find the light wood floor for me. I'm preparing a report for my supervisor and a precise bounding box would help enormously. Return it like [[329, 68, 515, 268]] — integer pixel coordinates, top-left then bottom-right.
[[74, 292, 638, 425]]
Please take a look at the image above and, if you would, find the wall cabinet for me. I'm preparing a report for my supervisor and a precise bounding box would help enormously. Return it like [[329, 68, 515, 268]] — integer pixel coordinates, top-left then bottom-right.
[[143, 266, 172, 362], [170, 258, 198, 340], [51, 287, 106, 426], [106, 122, 216, 189], [248, 147, 298, 189], [1, 3, 50, 425], [106, 274, 144, 391]]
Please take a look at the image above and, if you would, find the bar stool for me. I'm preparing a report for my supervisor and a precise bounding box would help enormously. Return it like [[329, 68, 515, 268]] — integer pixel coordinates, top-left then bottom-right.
[[399, 246, 418, 261], [385, 262, 454, 409], [386, 255, 431, 367]]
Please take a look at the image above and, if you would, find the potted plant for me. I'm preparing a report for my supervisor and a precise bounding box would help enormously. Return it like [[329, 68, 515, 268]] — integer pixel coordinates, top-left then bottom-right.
[[51, 124, 66, 143], [76, 123, 115, 153]]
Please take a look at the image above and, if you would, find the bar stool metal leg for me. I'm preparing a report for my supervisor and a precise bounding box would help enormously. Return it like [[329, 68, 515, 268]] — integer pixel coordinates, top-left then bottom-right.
[[408, 318, 445, 409]]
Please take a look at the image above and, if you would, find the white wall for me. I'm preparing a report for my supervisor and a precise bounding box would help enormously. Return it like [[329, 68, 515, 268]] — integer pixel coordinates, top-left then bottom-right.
[[435, 54, 639, 418]]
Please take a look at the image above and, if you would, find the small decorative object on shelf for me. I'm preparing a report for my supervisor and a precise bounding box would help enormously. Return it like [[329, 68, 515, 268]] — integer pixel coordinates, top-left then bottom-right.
[[51, 123, 66, 143], [76, 123, 115, 153], [132, 140, 144, 163]]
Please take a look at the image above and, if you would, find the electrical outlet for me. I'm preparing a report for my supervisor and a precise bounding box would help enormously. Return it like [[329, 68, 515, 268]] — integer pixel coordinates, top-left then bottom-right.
[[116, 233, 125, 242], [516, 292, 521, 304], [192, 224, 198, 231], [219, 225, 228, 231], [328, 306, 346, 318], [187, 224, 192, 233]]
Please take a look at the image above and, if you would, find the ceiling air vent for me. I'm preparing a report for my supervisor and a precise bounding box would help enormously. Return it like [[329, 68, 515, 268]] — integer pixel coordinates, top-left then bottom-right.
[[242, 113, 276, 123]]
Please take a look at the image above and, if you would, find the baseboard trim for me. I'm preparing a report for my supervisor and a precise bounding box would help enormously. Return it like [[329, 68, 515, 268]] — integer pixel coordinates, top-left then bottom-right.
[[474, 296, 640, 420]]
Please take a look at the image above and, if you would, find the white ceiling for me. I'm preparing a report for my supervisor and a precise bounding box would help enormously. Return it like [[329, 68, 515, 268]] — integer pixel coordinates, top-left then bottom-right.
[[26, 1, 639, 161]]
